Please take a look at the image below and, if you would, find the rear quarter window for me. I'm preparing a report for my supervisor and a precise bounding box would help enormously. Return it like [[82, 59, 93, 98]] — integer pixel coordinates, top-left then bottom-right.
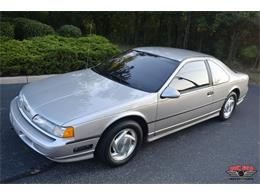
[[208, 60, 229, 85]]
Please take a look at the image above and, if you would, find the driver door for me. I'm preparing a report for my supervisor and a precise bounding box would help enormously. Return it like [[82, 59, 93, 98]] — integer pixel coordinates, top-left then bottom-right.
[[155, 60, 214, 134]]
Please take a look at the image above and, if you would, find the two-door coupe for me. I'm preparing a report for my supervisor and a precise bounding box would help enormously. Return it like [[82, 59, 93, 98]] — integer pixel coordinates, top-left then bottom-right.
[[10, 47, 249, 166]]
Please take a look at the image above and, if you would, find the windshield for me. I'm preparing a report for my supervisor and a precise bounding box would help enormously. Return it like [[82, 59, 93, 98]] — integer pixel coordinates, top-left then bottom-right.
[[92, 50, 180, 93]]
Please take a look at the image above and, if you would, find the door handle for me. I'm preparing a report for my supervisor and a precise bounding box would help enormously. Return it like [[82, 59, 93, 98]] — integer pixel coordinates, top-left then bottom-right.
[[207, 91, 214, 96]]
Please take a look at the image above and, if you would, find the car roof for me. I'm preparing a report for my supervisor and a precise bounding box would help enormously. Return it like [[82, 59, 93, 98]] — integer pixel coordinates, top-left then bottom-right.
[[134, 47, 212, 61]]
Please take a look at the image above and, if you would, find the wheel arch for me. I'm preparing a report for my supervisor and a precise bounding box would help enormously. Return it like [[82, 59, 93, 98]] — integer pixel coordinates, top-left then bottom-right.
[[99, 112, 149, 143], [229, 86, 240, 100]]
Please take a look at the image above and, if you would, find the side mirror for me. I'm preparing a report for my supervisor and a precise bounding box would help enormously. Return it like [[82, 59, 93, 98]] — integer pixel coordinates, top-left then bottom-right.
[[161, 87, 180, 99]]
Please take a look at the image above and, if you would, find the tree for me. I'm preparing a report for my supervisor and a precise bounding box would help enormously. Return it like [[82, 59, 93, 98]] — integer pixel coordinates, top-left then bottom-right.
[[1, 11, 259, 68], [183, 12, 192, 49], [213, 12, 258, 64]]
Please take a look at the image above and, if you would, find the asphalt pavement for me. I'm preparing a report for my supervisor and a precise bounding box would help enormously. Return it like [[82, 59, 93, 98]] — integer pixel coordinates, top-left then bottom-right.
[[0, 83, 259, 183]]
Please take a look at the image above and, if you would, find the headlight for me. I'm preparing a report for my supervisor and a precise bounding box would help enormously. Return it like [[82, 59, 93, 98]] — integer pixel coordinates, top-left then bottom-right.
[[32, 115, 74, 138]]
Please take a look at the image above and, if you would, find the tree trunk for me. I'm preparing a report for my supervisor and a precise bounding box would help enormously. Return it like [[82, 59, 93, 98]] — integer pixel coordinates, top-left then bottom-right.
[[198, 35, 203, 52], [167, 20, 172, 46], [174, 23, 179, 47], [183, 12, 192, 49], [134, 14, 139, 45], [253, 51, 260, 70], [157, 13, 163, 45], [227, 30, 239, 64]]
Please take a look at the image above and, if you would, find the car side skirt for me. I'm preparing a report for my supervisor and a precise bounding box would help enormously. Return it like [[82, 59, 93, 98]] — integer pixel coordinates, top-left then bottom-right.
[[147, 109, 221, 142]]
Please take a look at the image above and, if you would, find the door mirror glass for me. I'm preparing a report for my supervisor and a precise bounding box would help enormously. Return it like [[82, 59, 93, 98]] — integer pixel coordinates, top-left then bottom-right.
[[161, 87, 180, 99]]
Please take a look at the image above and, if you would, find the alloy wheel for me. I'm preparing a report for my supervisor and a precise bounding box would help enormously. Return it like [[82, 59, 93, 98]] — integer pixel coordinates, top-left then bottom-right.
[[109, 128, 137, 162]]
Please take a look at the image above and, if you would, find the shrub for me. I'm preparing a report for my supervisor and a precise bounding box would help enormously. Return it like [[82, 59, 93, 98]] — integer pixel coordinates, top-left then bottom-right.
[[238, 45, 258, 66], [0, 35, 119, 76], [58, 25, 82, 37], [0, 22, 15, 39], [0, 36, 13, 42], [239, 45, 258, 60], [13, 18, 55, 39]]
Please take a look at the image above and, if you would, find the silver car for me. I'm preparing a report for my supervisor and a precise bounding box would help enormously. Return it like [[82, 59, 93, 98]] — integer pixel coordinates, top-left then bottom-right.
[[10, 47, 249, 166]]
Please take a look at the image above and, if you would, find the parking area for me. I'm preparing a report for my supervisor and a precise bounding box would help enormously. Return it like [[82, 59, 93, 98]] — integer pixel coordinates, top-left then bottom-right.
[[0, 83, 259, 183]]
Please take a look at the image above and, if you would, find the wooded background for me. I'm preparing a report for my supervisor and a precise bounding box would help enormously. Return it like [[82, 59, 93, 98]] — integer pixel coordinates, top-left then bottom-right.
[[1, 12, 259, 70]]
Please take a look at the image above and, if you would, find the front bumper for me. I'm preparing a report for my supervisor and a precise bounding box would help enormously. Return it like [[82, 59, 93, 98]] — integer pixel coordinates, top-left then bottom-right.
[[9, 97, 99, 162]]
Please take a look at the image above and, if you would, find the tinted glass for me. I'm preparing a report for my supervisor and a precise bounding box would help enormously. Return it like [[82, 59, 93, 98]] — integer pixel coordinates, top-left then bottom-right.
[[92, 50, 179, 92], [170, 61, 209, 91], [208, 60, 229, 85]]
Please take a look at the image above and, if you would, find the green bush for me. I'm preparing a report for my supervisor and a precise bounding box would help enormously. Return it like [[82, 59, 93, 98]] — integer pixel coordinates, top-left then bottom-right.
[[237, 45, 258, 65], [0, 22, 15, 39], [58, 25, 82, 37], [239, 45, 258, 60], [0, 35, 119, 76], [13, 18, 55, 39]]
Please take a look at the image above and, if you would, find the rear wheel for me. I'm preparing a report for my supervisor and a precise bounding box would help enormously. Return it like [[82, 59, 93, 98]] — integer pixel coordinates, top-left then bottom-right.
[[95, 120, 143, 166], [219, 92, 237, 120]]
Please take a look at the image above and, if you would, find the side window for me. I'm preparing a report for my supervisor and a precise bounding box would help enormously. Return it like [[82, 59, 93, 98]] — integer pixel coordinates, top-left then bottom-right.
[[170, 61, 209, 92], [208, 60, 229, 85]]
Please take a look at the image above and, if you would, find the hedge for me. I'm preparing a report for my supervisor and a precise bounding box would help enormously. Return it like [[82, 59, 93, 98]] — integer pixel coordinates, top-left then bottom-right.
[[0, 35, 120, 76], [13, 18, 55, 40], [0, 22, 15, 39], [58, 25, 82, 37]]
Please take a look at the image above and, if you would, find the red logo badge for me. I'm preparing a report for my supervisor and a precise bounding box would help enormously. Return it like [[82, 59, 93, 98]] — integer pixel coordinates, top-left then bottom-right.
[[226, 165, 257, 178]]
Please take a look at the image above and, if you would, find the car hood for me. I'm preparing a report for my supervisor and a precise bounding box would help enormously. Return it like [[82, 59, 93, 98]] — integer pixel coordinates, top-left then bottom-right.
[[20, 69, 150, 125]]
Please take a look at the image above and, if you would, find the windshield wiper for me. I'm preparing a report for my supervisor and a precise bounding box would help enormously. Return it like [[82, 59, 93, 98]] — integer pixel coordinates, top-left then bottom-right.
[[109, 73, 129, 85], [93, 68, 129, 86]]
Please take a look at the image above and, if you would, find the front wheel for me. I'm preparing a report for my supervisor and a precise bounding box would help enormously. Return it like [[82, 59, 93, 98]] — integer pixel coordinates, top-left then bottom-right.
[[219, 92, 237, 120], [95, 120, 143, 167]]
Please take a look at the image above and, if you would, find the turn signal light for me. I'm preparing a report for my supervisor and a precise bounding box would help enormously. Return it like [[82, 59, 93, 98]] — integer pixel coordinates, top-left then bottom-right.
[[63, 127, 74, 138]]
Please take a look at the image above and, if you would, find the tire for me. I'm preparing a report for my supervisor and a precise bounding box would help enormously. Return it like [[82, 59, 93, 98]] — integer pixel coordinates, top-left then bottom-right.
[[219, 92, 237, 121], [95, 120, 143, 167]]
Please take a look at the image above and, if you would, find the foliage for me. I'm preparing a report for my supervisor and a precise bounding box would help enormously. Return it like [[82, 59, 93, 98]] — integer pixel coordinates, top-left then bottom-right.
[[240, 45, 258, 59], [0, 35, 119, 76], [1, 12, 259, 68], [238, 45, 259, 67], [13, 18, 55, 39], [82, 17, 96, 34], [57, 25, 82, 37], [0, 22, 15, 39]]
